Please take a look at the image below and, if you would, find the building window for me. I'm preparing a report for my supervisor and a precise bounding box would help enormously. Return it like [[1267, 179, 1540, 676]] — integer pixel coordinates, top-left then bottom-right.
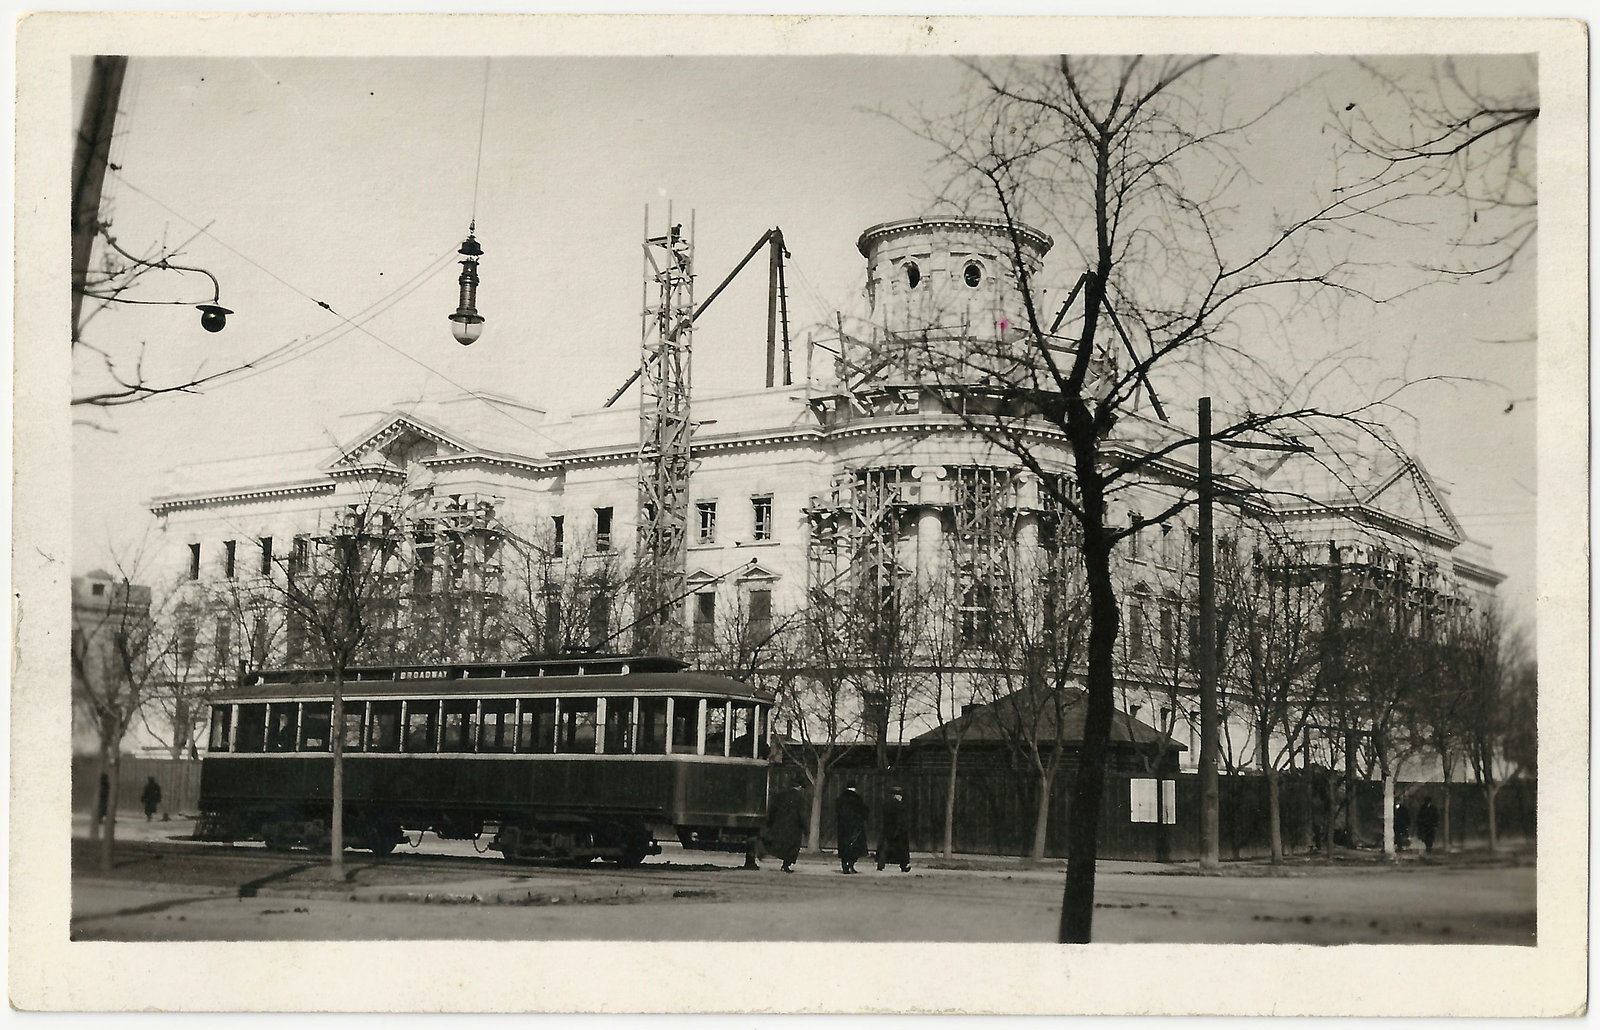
[[259, 537, 273, 576], [286, 611, 306, 665], [188, 543, 201, 581], [587, 593, 610, 649], [551, 515, 564, 557], [694, 592, 716, 648], [1127, 592, 1147, 660], [963, 261, 983, 288], [747, 588, 772, 640], [959, 582, 993, 650], [696, 500, 717, 544], [1159, 600, 1176, 665], [1127, 512, 1143, 561], [91, 582, 105, 597], [751, 496, 773, 541], [595, 507, 613, 552], [904, 261, 921, 289], [289, 536, 309, 578], [178, 618, 197, 665], [223, 540, 237, 579], [214, 617, 232, 671]]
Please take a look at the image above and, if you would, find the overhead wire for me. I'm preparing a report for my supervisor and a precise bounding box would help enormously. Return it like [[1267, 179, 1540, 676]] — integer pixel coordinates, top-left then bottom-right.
[[106, 170, 580, 456]]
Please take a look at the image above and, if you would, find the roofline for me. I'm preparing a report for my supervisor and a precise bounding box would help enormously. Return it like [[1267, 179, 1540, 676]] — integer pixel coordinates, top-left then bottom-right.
[[856, 217, 1054, 257]]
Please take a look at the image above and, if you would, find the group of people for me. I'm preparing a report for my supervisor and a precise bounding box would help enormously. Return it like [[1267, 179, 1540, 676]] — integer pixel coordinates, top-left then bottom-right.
[[1394, 796, 1440, 853], [756, 781, 913, 875]]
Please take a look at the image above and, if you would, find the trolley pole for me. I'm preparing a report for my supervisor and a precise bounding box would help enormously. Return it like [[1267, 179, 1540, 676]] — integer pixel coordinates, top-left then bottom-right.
[[1198, 397, 1221, 870]]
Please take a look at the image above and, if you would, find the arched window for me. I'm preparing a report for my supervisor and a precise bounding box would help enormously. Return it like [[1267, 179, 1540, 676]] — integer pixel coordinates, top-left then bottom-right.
[[963, 261, 983, 288], [903, 261, 921, 289]]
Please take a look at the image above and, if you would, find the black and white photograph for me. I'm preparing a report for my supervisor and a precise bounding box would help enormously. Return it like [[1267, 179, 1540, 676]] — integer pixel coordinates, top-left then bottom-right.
[[14, 12, 1587, 1016]]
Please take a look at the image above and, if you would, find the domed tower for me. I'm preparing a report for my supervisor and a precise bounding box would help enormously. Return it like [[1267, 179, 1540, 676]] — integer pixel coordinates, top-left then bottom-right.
[[853, 217, 1053, 387]]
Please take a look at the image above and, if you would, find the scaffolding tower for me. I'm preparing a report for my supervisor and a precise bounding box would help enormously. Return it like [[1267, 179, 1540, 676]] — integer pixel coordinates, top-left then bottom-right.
[[635, 210, 696, 654]]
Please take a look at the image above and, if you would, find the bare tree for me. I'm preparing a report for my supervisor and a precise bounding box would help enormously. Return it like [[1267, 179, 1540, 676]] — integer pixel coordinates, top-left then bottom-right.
[[897, 55, 1425, 940], [71, 554, 181, 871], [917, 568, 985, 858], [1461, 604, 1535, 850]]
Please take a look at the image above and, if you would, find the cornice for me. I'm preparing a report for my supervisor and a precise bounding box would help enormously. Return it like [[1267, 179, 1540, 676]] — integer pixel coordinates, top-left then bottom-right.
[[150, 480, 335, 516]]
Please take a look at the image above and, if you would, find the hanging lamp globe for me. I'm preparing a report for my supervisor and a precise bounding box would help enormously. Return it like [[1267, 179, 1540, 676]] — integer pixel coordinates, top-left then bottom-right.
[[448, 228, 485, 345]]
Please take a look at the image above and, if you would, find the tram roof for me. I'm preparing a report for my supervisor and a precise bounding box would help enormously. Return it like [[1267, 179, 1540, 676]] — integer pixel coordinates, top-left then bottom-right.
[[217, 657, 770, 703]]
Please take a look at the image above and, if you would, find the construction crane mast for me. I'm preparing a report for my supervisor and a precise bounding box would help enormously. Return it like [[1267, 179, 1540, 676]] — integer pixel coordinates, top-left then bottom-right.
[[623, 213, 791, 654]]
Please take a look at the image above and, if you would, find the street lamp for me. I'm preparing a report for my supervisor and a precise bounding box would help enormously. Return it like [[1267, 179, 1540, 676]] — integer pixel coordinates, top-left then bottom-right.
[[448, 226, 485, 346]]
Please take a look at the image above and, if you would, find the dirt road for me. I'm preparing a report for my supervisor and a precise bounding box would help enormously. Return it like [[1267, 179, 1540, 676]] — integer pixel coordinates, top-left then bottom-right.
[[71, 830, 1535, 944]]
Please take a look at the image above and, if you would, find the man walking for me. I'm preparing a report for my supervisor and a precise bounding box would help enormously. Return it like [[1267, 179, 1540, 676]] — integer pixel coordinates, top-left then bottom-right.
[[140, 776, 162, 822], [876, 785, 912, 873], [835, 782, 869, 874], [764, 781, 808, 873], [1416, 796, 1439, 854]]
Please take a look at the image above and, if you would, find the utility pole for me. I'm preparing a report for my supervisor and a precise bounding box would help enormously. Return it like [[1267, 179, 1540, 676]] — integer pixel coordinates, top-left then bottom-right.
[[72, 55, 128, 343], [1198, 397, 1220, 869]]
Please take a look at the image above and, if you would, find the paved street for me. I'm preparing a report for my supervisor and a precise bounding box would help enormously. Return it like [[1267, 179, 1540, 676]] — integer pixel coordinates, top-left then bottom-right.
[[72, 820, 1535, 944]]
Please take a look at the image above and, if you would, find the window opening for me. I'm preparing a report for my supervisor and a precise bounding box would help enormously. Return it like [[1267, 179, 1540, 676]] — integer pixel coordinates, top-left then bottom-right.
[[299, 702, 332, 751], [440, 699, 478, 752], [559, 697, 598, 753], [694, 592, 716, 648], [637, 697, 669, 753], [587, 594, 610, 649], [752, 495, 773, 541], [904, 261, 921, 288], [755, 704, 771, 759], [224, 540, 237, 579], [188, 543, 201, 580], [963, 261, 983, 288], [405, 702, 439, 752], [705, 700, 729, 757], [517, 698, 557, 753], [91, 582, 105, 596], [595, 507, 613, 552], [214, 617, 232, 671], [260, 536, 273, 575], [730, 702, 756, 757], [669, 696, 701, 755], [368, 701, 402, 752], [551, 514, 564, 556], [480, 698, 517, 753], [234, 704, 268, 752], [267, 702, 299, 752], [601, 697, 633, 754], [342, 706, 364, 750], [208, 706, 233, 752], [697, 500, 717, 544], [747, 589, 772, 640]]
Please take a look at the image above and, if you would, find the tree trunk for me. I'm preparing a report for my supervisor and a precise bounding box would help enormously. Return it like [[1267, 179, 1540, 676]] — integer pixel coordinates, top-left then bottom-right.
[[1381, 771, 1396, 857], [329, 673, 345, 881], [1031, 766, 1056, 862], [98, 748, 122, 872], [1265, 765, 1283, 865], [1485, 781, 1500, 851], [1323, 770, 1336, 863], [1059, 523, 1118, 943], [808, 765, 827, 852], [1441, 776, 1454, 853], [943, 744, 960, 859]]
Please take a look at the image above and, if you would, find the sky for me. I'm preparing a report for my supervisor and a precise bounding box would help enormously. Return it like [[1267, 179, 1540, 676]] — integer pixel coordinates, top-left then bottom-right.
[[70, 53, 1538, 624]]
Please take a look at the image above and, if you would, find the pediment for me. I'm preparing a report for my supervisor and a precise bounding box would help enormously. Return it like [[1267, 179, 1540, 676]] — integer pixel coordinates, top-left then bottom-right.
[[736, 560, 782, 582], [327, 413, 477, 474], [1363, 462, 1461, 540]]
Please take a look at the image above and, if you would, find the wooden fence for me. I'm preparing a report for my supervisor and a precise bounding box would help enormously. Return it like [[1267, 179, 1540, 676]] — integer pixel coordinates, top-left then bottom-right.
[[73, 754, 1535, 862]]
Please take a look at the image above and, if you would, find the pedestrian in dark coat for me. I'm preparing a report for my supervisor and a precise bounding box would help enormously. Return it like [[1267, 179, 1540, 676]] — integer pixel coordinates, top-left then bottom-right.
[[764, 782, 808, 872], [1416, 797, 1439, 853], [835, 783, 869, 874], [876, 786, 912, 873], [92, 772, 110, 839], [1393, 800, 1411, 849], [140, 776, 162, 821]]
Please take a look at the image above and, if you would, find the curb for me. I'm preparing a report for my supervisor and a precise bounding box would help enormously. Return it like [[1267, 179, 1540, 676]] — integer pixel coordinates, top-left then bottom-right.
[[75, 876, 706, 908]]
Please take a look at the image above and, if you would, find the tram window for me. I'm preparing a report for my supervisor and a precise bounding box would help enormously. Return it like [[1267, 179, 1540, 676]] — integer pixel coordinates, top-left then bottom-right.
[[267, 703, 299, 752], [299, 702, 332, 751], [669, 696, 701, 754], [559, 698, 598, 753], [480, 699, 516, 753], [235, 704, 267, 752], [756, 704, 771, 759], [517, 699, 557, 754], [601, 698, 633, 754], [705, 701, 728, 757], [368, 701, 402, 752], [730, 702, 755, 757], [637, 697, 668, 753], [208, 706, 232, 752], [440, 699, 477, 753], [341, 708, 364, 750], [406, 703, 439, 752]]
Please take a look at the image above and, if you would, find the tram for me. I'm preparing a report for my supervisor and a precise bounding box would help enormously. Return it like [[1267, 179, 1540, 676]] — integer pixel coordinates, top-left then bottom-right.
[[194, 654, 773, 866]]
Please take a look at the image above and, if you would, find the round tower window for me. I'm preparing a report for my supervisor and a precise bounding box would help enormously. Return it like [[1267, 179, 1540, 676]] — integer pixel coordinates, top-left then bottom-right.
[[904, 262, 921, 289], [963, 262, 983, 288]]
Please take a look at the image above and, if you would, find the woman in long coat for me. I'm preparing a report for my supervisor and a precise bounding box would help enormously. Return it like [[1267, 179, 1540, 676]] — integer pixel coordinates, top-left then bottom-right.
[[876, 786, 912, 872], [835, 783, 869, 874], [764, 782, 807, 872]]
